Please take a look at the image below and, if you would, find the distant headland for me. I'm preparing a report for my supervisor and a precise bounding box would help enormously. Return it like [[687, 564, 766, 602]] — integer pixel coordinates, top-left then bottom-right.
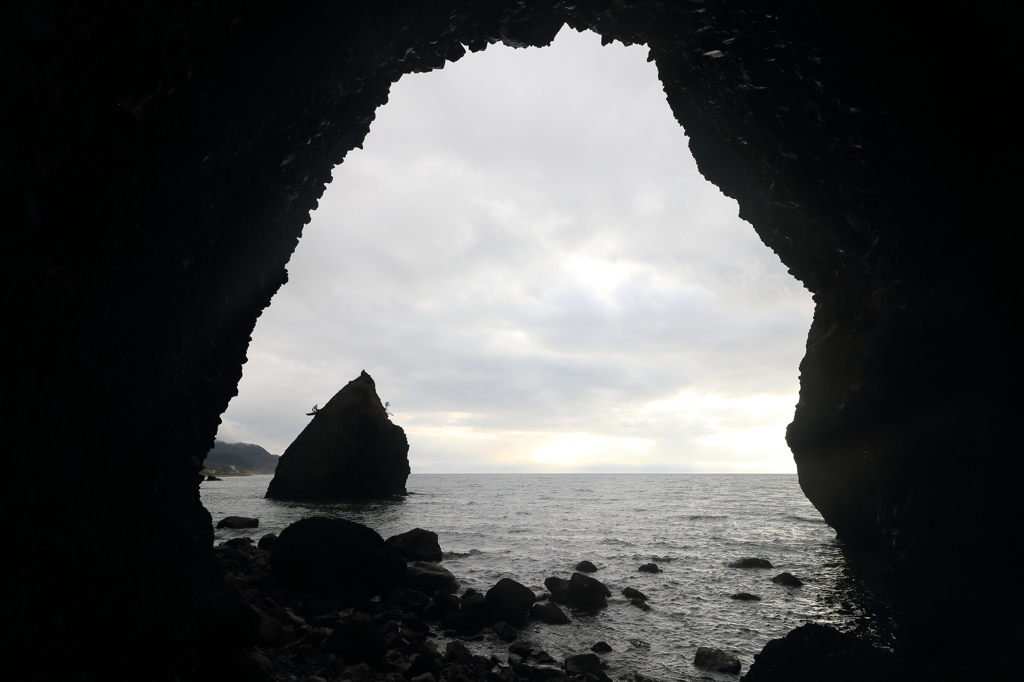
[[202, 440, 280, 477]]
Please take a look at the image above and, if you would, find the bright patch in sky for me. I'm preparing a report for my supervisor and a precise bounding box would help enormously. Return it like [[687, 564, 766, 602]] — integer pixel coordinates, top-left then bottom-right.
[[216, 28, 813, 472]]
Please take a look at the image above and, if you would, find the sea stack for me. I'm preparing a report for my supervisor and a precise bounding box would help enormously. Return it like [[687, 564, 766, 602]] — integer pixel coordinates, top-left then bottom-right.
[[265, 371, 410, 500]]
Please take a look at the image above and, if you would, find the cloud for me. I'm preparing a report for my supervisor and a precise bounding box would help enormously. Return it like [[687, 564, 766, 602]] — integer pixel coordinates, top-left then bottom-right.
[[217, 29, 812, 472]]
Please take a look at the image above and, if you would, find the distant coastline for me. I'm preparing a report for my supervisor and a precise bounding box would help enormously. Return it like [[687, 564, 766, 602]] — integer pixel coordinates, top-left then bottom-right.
[[201, 440, 279, 476]]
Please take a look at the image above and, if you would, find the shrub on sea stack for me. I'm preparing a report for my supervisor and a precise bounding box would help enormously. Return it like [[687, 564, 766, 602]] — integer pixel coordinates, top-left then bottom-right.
[[271, 516, 405, 598]]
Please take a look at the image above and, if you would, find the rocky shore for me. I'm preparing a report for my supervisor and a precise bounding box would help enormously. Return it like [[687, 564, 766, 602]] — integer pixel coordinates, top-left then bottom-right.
[[201, 517, 903, 682]]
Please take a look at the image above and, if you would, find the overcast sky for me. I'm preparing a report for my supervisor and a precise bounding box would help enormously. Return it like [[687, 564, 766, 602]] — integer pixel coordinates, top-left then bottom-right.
[[216, 28, 813, 473]]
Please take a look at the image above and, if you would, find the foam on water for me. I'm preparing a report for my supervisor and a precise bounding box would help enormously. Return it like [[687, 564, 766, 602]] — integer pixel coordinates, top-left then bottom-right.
[[201, 474, 893, 680]]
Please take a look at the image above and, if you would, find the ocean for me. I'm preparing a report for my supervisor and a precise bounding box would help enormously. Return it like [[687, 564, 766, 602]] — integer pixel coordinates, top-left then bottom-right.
[[201, 474, 892, 680]]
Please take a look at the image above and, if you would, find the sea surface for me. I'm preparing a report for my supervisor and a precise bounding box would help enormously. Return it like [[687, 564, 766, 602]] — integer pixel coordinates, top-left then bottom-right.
[[201, 474, 892, 681]]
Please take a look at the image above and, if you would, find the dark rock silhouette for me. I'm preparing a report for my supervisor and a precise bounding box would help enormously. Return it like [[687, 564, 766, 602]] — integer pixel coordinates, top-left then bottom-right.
[[406, 561, 460, 594], [591, 642, 612, 653], [529, 601, 571, 624], [728, 557, 773, 569], [270, 516, 405, 598], [575, 560, 598, 572], [545, 573, 611, 610], [483, 577, 535, 627], [731, 592, 761, 601], [5, 1, 1018, 678], [743, 624, 903, 681], [564, 654, 607, 675], [386, 528, 443, 561], [622, 587, 647, 601], [493, 621, 518, 642], [694, 647, 741, 674], [638, 563, 660, 573], [630, 598, 651, 611], [216, 516, 258, 529], [266, 371, 409, 500], [772, 572, 804, 587]]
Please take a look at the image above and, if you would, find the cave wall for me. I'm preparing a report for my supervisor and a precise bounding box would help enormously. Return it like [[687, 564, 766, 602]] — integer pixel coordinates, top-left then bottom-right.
[[2, 1, 1018, 679]]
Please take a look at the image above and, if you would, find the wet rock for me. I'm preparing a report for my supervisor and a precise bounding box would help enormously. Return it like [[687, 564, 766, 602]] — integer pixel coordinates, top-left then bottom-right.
[[622, 587, 647, 601], [266, 371, 410, 500], [730, 592, 761, 601], [259, 612, 282, 644], [630, 598, 651, 611], [637, 563, 660, 573], [217, 516, 259, 529], [271, 516, 405, 598], [590, 642, 612, 653], [744, 624, 902, 681], [206, 475, 222, 481], [407, 561, 460, 594], [575, 560, 598, 573], [386, 528, 443, 561], [771, 572, 803, 587], [438, 610, 485, 634], [545, 573, 611, 611], [484, 578, 536, 627], [529, 602, 570, 624], [323, 612, 385, 667], [564, 654, 606, 676], [343, 662, 377, 682], [493, 621, 518, 642], [461, 589, 485, 612], [257, 533, 278, 550], [225, 536, 255, 550], [693, 647, 741, 674], [388, 587, 430, 614], [444, 641, 474, 666], [728, 557, 773, 569], [410, 674, 436, 682], [427, 589, 460, 617]]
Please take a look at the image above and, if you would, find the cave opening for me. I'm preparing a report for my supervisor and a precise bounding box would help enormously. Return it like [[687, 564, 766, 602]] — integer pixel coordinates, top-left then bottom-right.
[[7, 2, 1018, 679], [218, 28, 812, 474]]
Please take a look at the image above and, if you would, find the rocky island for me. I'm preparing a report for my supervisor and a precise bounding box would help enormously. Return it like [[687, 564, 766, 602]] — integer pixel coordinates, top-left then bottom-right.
[[265, 371, 410, 500]]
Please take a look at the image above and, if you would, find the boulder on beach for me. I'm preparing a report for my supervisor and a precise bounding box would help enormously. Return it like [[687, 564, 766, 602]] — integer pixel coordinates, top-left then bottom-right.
[[638, 563, 660, 573], [728, 557, 774, 569], [270, 516, 405, 598], [591, 642, 612, 653], [386, 528, 443, 561], [530, 601, 571, 624], [484, 577, 536, 626], [216, 516, 259, 529], [265, 371, 409, 500], [575, 560, 598, 572], [564, 653, 607, 675], [493, 621, 518, 642], [772, 572, 803, 587], [407, 561, 460, 594], [694, 647, 741, 674], [545, 572, 611, 610], [257, 533, 277, 550]]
